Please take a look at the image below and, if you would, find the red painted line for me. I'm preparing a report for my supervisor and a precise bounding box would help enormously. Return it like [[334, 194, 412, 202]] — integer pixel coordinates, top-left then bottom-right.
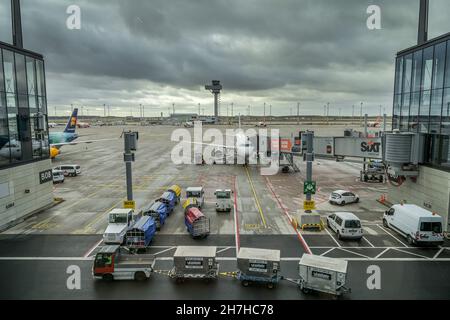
[[265, 177, 312, 254], [233, 175, 241, 255]]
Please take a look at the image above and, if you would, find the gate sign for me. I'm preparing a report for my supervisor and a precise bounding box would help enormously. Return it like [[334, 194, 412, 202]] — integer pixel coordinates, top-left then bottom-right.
[[39, 169, 53, 184], [280, 139, 292, 152], [303, 200, 315, 211], [123, 200, 136, 209], [303, 181, 316, 194]]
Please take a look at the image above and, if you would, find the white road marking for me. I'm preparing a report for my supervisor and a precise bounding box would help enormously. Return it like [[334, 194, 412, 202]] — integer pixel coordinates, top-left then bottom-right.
[[392, 248, 430, 259], [376, 224, 409, 248], [362, 236, 375, 248], [337, 248, 371, 259], [320, 248, 335, 256], [433, 247, 444, 259], [153, 246, 177, 256], [216, 247, 232, 254], [374, 248, 390, 259], [1, 256, 450, 262], [83, 238, 104, 257], [363, 226, 378, 235], [324, 227, 342, 247]]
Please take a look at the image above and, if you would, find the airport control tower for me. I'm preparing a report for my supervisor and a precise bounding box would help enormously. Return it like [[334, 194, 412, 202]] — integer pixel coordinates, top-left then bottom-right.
[[205, 80, 222, 119]]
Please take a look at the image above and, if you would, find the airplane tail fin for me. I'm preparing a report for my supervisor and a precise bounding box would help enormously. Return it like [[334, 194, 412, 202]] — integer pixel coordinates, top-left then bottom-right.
[[64, 108, 78, 133]]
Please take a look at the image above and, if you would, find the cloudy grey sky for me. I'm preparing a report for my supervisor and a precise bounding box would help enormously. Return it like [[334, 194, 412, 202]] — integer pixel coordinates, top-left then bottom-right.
[[1, 0, 450, 117]]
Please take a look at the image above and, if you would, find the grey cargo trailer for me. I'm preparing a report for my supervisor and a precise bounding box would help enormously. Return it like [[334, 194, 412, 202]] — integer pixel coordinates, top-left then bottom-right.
[[237, 247, 281, 278], [298, 254, 350, 296], [170, 246, 219, 280]]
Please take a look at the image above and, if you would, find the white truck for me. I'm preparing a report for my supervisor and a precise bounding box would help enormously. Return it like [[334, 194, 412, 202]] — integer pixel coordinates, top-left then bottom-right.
[[186, 187, 205, 209], [103, 208, 135, 245], [214, 189, 233, 212], [383, 204, 444, 246]]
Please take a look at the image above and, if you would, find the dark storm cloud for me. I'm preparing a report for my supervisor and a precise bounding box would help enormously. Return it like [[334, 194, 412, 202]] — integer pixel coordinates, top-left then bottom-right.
[[1, 0, 449, 115]]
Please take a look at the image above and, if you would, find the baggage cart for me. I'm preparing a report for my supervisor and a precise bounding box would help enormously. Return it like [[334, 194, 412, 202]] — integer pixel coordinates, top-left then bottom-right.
[[169, 246, 219, 282]]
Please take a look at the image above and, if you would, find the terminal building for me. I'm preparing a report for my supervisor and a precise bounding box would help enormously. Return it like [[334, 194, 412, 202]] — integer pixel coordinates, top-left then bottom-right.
[[389, 3, 450, 231], [0, 0, 53, 230]]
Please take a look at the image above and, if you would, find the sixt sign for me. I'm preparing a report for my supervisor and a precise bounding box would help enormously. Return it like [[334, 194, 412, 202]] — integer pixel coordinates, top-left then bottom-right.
[[361, 140, 381, 153], [334, 137, 382, 159]]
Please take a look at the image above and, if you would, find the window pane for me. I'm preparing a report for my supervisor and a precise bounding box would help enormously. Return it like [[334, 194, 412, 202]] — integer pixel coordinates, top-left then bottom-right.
[[403, 54, 413, 93], [36, 60, 45, 97], [0, 49, 4, 92], [393, 94, 401, 129], [412, 50, 423, 92], [3, 50, 16, 94], [409, 92, 420, 131], [395, 57, 403, 94], [15, 53, 27, 96], [7, 113, 22, 162], [429, 89, 443, 134], [422, 46, 434, 91], [432, 42, 446, 89], [445, 40, 450, 87], [400, 92, 410, 130], [26, 58, 36, 96], [419, 90, 431, 133], [441, 89, 450, 167]]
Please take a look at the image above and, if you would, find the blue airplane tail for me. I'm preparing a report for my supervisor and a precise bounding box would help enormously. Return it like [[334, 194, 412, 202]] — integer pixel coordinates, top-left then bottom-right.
[[64, 108, 78, 133]]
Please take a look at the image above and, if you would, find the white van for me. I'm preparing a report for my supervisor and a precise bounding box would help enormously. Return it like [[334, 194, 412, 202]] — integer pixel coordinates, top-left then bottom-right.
[[52, 169, 65, 184], [326, 212, 363, 240], [53, 165, 81, 177], [383, 204, 444, 246]]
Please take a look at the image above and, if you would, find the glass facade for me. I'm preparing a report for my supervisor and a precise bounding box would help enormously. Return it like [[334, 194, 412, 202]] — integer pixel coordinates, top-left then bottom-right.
[[0, 42, 49, 168], [393, 35, 450, 169]]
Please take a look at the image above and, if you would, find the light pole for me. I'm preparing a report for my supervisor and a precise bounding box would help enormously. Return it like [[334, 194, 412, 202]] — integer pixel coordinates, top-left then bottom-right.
[[360, 102, 363, 124], [297, 102, 300, 125], [198, 103, 201, 116], [231, 102, 234, 117], [264, 102, 266, 123]]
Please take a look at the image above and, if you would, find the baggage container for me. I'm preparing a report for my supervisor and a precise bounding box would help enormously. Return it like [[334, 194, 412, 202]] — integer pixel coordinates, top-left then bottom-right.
[[237, 247, 280, 278], [185, 207, 210, 238], [125, 216, 156, 252], [158, 191, 176, 214], [298, 254, 350, 296], [143, 201, 169, 230], [182, 198, 199, 213], [170, 246, 219, 280], [167, 185, 181, 204]]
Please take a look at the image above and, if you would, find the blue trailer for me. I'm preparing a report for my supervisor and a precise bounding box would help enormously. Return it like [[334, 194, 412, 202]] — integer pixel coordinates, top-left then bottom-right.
[[143, 201, 169, 230], [158, 191, 176, 214], [125, 216, 156, 253]]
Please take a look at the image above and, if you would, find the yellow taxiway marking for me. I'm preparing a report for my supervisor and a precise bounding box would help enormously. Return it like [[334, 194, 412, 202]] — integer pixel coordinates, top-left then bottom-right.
[[244, 166, 267, 228]]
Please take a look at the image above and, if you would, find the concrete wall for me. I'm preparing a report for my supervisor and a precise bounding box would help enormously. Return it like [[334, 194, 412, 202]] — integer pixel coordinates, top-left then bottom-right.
[[387, 166, 450, 231], [0, 159, 54, 231]]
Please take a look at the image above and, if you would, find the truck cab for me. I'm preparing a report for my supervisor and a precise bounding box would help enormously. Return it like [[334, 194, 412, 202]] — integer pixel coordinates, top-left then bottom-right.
[[186, 187, 205, 208], [214, 189, 233, 212], [103, 208, 134, 245]]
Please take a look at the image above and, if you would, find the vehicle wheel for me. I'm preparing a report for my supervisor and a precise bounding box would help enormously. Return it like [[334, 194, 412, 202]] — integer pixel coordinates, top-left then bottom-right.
[[267, 283, 274, 289], [242, 280, 249, 287], [407, 235, 414, 245], [340, 201, 346, 206], [301, 287, 311, 294], [326, 220, 330, 228], [355, 198, 359, 203], [382, 219, 389, 228], [175, 278, 184, 284], [102, 274, 113, 281], [337, 231, 342, 240], [134, 271, 147, 281]]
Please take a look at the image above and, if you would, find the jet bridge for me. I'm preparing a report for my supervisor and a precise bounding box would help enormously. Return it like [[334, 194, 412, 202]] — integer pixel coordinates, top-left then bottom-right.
[[311, 136, 382, 160]]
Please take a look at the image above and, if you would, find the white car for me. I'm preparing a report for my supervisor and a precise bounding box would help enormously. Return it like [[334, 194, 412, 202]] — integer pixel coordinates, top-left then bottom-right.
[[327, 212, 363, 240], [329, 190, 359, 206], [52, 169, 65, 183], [53, 165, 81, 177]]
